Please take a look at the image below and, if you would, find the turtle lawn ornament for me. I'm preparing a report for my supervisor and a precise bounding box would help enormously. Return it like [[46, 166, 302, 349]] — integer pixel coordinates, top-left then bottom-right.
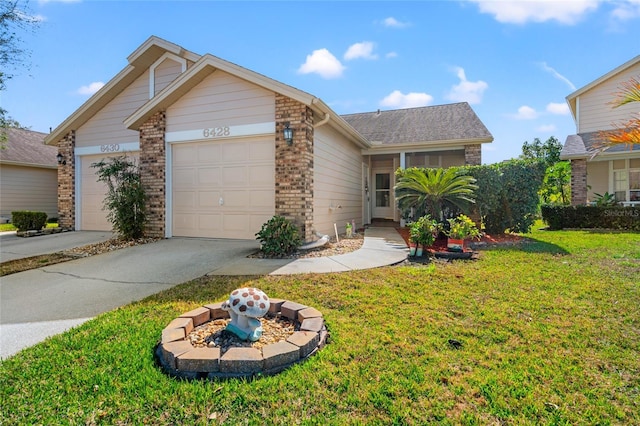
[[221, 287, 270, 341]]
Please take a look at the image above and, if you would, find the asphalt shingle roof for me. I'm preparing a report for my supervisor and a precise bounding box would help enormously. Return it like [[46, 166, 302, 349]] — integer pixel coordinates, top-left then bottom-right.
[[0, 128, 56, 167], [341, 102, 493, 145], [561, 131, 640, 159]]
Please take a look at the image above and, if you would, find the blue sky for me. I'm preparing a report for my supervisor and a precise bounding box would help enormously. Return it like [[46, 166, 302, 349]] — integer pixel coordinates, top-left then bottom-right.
[[3, 0, 639, 164]]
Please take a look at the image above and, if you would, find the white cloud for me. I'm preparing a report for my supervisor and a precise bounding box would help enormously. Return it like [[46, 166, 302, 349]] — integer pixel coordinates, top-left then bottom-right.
[[386, 52, 398, 59], [298, 49, 345, 79], [380, 90, 434, 109], [546, 102, 570, 115], [344, 42, 378, 61], [610, 0, 640, 21], [445, 67, 488, 105], [512, 105, 538, 120], [539, 62, 576, 91], [537, 124, 557, 133], [382, 17, 410, 28], [470, 0, 599, 24], [77, 81, 104, 96]]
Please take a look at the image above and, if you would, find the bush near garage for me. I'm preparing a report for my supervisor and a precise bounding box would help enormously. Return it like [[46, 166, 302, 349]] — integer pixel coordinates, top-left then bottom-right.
[[541, 205, 640, 231], [255, 215, 302, 257], [11, 211, 47, 231]]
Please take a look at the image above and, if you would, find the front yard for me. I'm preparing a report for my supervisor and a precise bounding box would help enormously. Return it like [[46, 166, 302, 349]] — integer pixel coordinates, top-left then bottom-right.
[[1, 225, 638, 425]]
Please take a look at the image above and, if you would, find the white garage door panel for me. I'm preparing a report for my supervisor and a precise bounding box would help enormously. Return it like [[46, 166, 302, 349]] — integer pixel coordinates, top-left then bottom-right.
[[80, 152, 139, 231], [172, 137, 274, 239]]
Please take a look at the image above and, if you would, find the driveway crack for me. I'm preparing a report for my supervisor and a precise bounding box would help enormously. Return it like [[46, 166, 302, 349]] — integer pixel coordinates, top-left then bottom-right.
[[40, 269, 170, 286]]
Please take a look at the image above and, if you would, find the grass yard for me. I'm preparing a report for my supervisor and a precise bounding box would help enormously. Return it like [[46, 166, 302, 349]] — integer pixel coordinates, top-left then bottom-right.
[[1, 225, 638, 425]]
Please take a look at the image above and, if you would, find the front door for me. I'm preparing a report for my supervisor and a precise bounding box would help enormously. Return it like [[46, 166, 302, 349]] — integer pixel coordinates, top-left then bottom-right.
[[372, 171, 393, 219]]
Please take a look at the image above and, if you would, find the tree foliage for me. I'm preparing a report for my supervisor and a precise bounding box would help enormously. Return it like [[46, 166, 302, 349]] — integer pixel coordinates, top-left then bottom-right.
[[462, 160, 546, 233], [394, 167, 478, 221], [91, 156, 147, 239], [521, 136, 570, 206], [1, 0, 40, 91]]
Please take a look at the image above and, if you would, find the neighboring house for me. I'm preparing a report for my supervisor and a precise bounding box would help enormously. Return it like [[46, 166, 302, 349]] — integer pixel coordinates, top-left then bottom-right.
[[0, 127, 58, 222], [561, 55, 640, 206], [45, 36, 492, 241]]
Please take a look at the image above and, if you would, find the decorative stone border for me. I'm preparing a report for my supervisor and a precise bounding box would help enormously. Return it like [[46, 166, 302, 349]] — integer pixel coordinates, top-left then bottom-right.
[[155, 299, 329, 379], [16, 228, 65, 237]]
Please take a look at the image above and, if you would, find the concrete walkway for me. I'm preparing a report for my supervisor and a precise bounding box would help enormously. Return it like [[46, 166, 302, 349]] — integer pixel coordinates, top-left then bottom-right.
[[210, 226, 408, 275], [0, 227, 407, 359]]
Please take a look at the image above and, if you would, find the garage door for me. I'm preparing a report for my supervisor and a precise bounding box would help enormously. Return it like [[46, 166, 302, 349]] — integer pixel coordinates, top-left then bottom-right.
[[80, 153, 139, 231], [172, 136, 275, 239]]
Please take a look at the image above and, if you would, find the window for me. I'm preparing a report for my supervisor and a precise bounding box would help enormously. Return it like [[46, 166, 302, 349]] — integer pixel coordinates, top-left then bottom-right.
[[375, 173, 390, 207], [611, 159, 640, 202]]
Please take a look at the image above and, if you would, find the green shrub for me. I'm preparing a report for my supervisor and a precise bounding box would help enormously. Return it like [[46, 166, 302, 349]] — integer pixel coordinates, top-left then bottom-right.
[[461, 160, 546, 234], [255, 215, 302, 257], [409, 215, 440, 246], [92, 156, 147, 239], [11, 211, 47, 231], [541, 205, 640, 231]]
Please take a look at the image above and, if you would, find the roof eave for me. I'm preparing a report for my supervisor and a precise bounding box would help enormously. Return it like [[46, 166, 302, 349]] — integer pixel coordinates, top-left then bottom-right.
[[0, 160, 57, 169], [362, 137, 492, 155]]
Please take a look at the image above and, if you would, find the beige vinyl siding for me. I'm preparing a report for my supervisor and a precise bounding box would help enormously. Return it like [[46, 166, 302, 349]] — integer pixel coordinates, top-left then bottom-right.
[[166, 71, 275, 131], [313, 125, 363, 236], [586, 161, 609, 201], [79, 153, 139, 231], [154, 58, 183, 95], [0, 165, 58, 219], [75, 71, 149, 147], [578, 62, 640, 133]]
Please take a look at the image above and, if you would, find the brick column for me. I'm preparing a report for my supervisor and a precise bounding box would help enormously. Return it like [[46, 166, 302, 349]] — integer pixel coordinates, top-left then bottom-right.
[[570, 159, 587, 205], [275, 94, 314, 242], [57, 131, 75, 230], [139, 111, 166, 238], [464, 144, 481, 165]]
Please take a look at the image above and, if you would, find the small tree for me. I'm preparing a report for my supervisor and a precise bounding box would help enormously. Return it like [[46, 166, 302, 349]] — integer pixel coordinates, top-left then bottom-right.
[[91, 156, 146, 239], [394, 167, 478, 221]]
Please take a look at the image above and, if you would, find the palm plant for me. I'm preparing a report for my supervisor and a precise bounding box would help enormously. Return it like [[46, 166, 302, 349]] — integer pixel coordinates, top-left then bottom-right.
[[394, 167, 478, 221]]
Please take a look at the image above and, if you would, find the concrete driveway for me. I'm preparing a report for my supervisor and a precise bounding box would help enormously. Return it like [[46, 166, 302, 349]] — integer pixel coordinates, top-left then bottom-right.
[[0, 230, 114, 262], [0, 235, 259, 359]]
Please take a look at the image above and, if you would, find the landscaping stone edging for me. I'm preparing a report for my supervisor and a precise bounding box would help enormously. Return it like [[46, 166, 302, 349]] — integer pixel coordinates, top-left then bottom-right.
[[155, 299, 328, 380], [16, 228, 66, 237]]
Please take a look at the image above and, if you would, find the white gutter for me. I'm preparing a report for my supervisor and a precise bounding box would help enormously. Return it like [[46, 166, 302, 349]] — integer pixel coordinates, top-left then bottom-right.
[[314, 112, 330, 128]]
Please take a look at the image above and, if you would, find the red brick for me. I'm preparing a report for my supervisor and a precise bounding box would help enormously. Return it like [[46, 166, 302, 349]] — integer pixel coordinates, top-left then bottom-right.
[[177, 347, 220, 372], [280, 301, 307, 320], [179, 306, 210, 326], [160, 341, 193, 369], [262, 341, 300, 371], [219, 348, 263, 374], [165, 317, 194, 335], [298, 307, 322, 322], [287, 331, 319, 359], [204, 302, 230, 320], [161, 327, 185, 344], [300, 317, 324, 333], [268, 298, 286, 314]]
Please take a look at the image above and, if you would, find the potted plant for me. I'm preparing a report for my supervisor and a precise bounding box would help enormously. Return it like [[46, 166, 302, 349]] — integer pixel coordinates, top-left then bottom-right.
[[445, 214, 481, 252], [410, 215, 440, 257], [408, 221, 420, 256]]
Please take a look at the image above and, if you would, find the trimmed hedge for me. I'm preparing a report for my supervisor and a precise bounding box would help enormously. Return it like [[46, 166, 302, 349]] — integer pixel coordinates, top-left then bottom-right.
[[541, 205, 640, 231], [11, 211, 48, 231]]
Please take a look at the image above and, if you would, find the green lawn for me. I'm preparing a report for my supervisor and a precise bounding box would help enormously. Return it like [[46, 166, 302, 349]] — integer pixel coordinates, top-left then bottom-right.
[[1, 226, 638, 425]]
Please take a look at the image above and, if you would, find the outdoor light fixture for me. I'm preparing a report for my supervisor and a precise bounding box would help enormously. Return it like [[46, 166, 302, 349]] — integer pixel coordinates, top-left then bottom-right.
[[56, 153, 66, 165], [283, 122, 294, 146]]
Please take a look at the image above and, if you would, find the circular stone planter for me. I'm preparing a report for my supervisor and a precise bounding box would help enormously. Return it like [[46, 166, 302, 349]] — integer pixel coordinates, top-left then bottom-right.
[[155, 299, 328, 379]]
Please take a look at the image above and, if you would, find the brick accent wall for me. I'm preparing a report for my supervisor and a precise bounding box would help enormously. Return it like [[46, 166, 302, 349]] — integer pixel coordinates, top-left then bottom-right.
[[464, 144, 482, 165], [275, 94, 314, 242], [57, 131, 76, 230], [570, 159, 588, 205], [139, 111, 166, 238]]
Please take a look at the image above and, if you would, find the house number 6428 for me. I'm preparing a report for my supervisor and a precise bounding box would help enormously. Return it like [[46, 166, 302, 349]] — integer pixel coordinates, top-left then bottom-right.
[[203, 126, 231, 138]]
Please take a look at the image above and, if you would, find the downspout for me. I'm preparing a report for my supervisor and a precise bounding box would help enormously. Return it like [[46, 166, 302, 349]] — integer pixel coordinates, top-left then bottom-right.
[[314, 112, 330, 128]]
